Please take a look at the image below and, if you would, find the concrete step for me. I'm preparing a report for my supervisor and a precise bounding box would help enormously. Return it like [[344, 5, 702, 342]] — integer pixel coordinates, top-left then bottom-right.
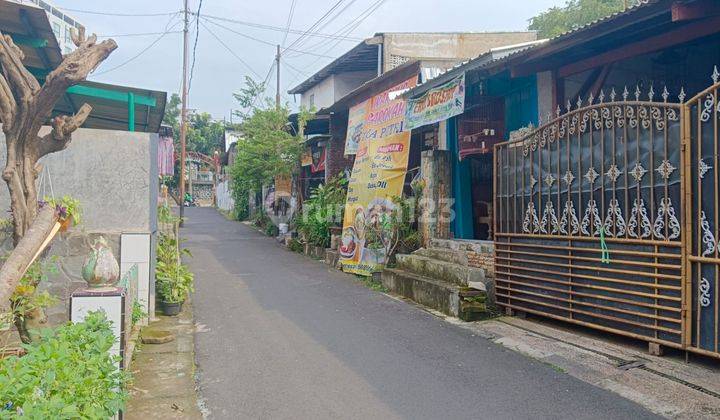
[[381, 268, 461, 318], [396, 253, 485, 287], [412, 247, 468, 265]]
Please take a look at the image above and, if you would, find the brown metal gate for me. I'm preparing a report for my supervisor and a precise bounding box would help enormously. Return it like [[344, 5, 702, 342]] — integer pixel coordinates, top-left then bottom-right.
[[494, 88, 689, 352], [684, 75, 720, 358], [495, 75, 720, 358]]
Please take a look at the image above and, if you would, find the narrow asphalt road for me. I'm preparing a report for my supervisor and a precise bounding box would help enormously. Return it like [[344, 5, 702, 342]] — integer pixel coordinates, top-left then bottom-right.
[[185, 207, 659, 420]]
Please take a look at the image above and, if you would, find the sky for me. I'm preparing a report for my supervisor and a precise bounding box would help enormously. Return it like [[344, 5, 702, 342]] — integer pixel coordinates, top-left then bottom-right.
[[53, 0, 566, 120]]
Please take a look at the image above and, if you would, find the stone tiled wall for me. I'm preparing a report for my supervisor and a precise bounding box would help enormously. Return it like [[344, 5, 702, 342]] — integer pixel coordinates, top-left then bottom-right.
[[430, 238, 495, 278]]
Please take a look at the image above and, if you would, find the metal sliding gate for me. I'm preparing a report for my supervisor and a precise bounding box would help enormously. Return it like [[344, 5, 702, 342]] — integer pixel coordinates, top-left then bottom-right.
[[495, 77, 720, 358]]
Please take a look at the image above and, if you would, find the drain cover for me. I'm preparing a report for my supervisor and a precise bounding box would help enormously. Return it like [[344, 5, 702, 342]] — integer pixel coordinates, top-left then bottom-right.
[[616, 360, 646, 370]]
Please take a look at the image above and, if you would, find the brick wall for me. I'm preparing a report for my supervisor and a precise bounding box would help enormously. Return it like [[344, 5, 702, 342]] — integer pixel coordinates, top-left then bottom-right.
[[326, 112, 354, 182]]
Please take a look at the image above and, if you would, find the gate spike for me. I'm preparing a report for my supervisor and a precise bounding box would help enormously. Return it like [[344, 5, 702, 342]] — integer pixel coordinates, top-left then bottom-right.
[[678, 87, 686, 103], [576, 96, 582, 108], [610, 88, 617, 102], [648, 85, 654, 101], [598, 89, 605, 103], [622, 86, 629, 101], [546, 111, 552, 123], [713, 65, 720, 84], [566, 99, 572, 112], [556, 105, 561, 117], [538, 114, 543, 125], [588, 92, 594, 104], [661, 86, 669, 102], [634, 85, 641, 101]]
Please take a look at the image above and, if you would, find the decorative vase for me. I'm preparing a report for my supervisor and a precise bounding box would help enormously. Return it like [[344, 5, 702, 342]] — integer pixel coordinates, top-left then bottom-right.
[[82, 237, 120, 288]]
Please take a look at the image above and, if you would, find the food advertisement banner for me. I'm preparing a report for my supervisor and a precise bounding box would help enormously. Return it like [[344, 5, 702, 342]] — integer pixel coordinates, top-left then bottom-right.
[[344, 99, 368, 155], [339, 76, 416, 276], [405, 73, 465, 131], [338, 132, 410, 275]]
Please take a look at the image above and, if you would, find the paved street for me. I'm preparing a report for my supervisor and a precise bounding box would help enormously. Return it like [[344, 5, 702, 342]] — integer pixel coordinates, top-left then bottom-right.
[[185, 208, 659, 420]]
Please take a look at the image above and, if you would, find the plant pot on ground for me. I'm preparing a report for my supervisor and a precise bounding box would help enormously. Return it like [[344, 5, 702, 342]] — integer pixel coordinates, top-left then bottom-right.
[[158, 300, 183, 316]]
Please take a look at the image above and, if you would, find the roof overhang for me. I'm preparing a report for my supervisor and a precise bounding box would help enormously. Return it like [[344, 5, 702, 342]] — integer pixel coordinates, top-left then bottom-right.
[[0, 0, 167, 133], [288, 36, 381, 94]]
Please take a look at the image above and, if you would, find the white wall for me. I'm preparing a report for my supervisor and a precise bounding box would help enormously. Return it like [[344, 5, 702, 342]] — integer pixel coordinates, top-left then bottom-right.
[[301, 75, 337, 110], [216, 180, 235, 212]]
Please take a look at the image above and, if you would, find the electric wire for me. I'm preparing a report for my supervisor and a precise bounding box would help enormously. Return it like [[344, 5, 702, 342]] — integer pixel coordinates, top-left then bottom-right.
[[96, 31, 183, 38], [285, 0, 387, 90], [93, 13, 182, 76], [58, 8, 180, 17], [201, 18, 338, 59], [283, 0, 346, 53], [194, 13, 361, 41], [199, 20, 262, 79], [281, 0, 298, 47], [288, 0, 357, 52], [189, 0, 204, 93]]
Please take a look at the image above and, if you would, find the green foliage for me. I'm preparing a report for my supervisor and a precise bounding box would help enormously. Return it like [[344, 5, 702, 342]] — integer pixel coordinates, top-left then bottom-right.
[[10, 257, 59, 337], [44, 195, 82, 226], [528, 0, 631, 39], [228, 78, 310, 219], [287, 238, 304, 253], [295, 175, 347, 248], [155, 233, 194, 304], [158, 203, 181, 225], [364, 189, 423, 264], [163, 93, 181, 128], [0, 311, 127, 418], [131, 301, 147, 327]]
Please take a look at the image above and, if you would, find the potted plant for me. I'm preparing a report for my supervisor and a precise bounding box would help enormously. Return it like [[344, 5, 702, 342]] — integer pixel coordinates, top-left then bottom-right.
[[45, 195, 82, 232], [156, 261, 193, 316], [155, 233, 194, 316]]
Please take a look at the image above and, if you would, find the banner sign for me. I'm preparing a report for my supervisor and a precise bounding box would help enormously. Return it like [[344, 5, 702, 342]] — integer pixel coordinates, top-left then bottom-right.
[[300, 148, 313, 166], [344, 99, 368, 155], [405, 73, 465, 131], [339, 76, 417, 276], [339, 132, 410, 275]]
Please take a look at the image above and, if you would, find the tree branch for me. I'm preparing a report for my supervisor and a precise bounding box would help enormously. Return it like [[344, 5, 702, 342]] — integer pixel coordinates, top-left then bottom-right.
[[35, 30, 117, 118], [0, 72, 15, 129], [37, 103, 92, 157], [0, 33, 40, 103], [0, 205, 58, 311]]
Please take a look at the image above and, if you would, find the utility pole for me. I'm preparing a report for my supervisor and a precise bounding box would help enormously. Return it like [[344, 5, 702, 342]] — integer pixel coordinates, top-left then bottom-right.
[[275, 44, 281, 110], [179, 0, 190, 225]]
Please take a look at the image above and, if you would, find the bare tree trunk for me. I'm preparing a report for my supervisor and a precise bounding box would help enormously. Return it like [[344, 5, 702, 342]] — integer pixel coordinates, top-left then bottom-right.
[[0, 29, 116, 341]]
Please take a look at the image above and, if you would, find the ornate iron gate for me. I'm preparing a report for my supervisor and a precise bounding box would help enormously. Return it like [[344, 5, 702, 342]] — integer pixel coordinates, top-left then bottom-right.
[[494, 88, 688, 351], [684, 75, 720, 358]]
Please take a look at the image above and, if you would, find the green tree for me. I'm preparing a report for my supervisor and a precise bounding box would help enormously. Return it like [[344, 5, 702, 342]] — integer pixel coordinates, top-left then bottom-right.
[[228, 78, 310, 219], [163, 93, 181, 129], [528, 0, 636, 39], [186, 112, 225, 156]]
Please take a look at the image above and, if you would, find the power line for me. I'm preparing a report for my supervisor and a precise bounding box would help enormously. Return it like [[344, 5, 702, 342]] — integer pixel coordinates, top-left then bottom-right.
[[197, 13, 361, 42], [289, 0, 357, 52], [202, 18, 338, 59], [93, 14, 182, 76], [281, 0, 298, 47], [188, 0, 204, 92], [285, 0, 387, 90], [58, 7, 179, 17], [96, 31, 183, 38], [199, 20, 261, 79], [284, 0, 346, 52]]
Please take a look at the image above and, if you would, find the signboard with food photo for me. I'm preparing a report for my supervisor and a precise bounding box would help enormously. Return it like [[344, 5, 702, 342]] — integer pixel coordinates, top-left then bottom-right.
[[339, 76, 416, 276]]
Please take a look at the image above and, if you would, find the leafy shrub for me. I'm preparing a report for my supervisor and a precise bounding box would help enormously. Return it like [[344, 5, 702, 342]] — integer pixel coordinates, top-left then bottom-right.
[[157, 203, 181, 225], [0, 311, 127, 418], [155, 233, 194, 304], [295, 175, 347, 248], [44, 195, 82, 226]]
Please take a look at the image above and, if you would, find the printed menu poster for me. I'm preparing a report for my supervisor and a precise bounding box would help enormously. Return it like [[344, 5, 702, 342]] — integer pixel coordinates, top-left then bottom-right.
[[339, 77, 417, 275], [344, 99, 368, 155]]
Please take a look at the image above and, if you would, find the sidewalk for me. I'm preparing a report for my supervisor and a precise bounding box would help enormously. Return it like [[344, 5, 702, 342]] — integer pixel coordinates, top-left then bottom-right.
[[125, 300, 203, 419]]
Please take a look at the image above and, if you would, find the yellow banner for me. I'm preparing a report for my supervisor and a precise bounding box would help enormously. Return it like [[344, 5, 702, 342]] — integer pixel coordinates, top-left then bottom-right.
[[339, 132, 410, 275]]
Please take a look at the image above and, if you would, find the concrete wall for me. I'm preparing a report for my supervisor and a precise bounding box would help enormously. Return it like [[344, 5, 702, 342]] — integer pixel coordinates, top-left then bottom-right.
[[536, 70, 555, 123], [0, 126, 158, 326], [301, 75, 337, 110], [383, 32, 538, 71], [216, 180, 234, 212], [333, 70, 377, 99]]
